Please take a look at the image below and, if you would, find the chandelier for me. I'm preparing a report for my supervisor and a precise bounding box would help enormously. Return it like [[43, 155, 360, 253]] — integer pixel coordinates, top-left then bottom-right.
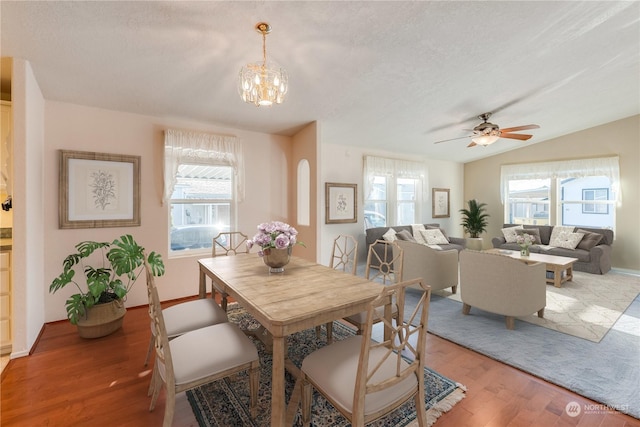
[[238, 22, 288, 107]]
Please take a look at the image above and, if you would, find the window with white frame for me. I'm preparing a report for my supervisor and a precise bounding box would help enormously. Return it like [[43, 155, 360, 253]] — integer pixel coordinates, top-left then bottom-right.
[[363, 156, 425, 228], [164, 129, 244, 256], [501, 157, 619, 231]]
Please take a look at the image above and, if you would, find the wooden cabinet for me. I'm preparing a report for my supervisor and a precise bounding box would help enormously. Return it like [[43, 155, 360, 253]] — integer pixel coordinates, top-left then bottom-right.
[[1, 101, 11, 195], [0, 251, 10, 354]]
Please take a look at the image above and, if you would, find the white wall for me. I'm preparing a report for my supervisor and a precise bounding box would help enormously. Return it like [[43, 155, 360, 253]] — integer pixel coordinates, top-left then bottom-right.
[[318, 143, 464, 266], [42, 102, 293, 322], [11, 59, 46, 357]]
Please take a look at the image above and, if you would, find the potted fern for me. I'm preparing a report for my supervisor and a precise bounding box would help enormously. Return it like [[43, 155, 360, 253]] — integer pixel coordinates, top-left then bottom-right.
[[460, 199, 489, 250], [49, 234, 165, 338]]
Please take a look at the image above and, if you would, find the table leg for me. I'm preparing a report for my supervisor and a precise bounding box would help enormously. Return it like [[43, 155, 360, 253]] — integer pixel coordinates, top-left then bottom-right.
[[553, 266, 562, 288], [198, 267, 206, 299], [271, 334, 286, 426], [566, 265, 574, 282]]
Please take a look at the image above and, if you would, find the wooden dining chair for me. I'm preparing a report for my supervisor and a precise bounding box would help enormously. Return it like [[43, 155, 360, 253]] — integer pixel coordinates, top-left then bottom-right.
[[206, 231, 250, 311], [330, 234, 359, 274], [318, 235, 360, 343], [142, 295, 229, 366], [300, 278, 431, 426], [145, 262, 260, 427], [342, 240, 403, 335]]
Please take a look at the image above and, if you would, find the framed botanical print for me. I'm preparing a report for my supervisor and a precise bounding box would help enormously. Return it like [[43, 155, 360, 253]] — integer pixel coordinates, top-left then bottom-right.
[[432, 188, 450, 218], [59, 150, 141, 229], [325, 182, 357, 224]]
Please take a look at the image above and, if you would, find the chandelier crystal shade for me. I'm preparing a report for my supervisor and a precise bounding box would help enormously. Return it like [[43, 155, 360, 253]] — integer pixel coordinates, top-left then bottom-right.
[[238, 22, 288, 107]]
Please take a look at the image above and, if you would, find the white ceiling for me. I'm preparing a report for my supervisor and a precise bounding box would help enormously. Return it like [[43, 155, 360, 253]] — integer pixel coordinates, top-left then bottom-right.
[[1, 1, 638, 163]]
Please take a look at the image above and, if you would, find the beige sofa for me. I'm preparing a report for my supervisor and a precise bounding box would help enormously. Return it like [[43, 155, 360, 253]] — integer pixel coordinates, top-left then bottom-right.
[[393, 240, 459, 293], [459, 250, 546, 330]]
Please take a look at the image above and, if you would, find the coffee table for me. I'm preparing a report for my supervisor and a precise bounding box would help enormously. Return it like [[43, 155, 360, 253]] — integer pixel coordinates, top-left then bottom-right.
[[484, 249, 578, 288]]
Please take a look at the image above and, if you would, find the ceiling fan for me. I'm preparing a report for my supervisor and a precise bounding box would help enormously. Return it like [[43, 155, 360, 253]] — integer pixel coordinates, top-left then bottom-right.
[[434, 112, 540, 147]]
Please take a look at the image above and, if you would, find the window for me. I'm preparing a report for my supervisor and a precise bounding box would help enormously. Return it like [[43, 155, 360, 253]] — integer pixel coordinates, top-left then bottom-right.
[[501, 157, 619, 231], [582, 188, 609, 214], [169, 165, 233, 252], [363, 156, 425, 228], [164, 129, 244, 256]]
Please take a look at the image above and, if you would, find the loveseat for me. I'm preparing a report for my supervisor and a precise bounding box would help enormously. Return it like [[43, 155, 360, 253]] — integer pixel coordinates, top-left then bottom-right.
[[491, 224, 613, 274]]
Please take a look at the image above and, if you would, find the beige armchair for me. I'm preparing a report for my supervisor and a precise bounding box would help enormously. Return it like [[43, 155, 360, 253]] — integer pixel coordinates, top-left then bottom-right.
[[394, 240, 459, 293], [459, 250, 546, 330]]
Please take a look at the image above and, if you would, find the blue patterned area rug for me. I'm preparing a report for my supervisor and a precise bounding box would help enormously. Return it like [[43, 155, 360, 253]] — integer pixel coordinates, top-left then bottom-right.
[[186, 306, 466, 426]]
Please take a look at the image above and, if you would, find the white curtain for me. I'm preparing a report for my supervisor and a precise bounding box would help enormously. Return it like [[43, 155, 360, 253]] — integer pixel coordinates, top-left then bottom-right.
[[363, 155, 427, 199], [500, 156, 620, 204], [163, 129, 245, 204]]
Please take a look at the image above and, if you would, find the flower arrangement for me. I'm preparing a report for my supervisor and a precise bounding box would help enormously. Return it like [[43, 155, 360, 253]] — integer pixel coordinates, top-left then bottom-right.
[[247, 221, 304, 256], [515, 233, 535, 248]]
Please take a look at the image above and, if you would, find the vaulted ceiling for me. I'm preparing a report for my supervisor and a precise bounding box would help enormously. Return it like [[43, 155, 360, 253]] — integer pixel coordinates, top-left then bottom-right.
[[1, 1, 638, 163]]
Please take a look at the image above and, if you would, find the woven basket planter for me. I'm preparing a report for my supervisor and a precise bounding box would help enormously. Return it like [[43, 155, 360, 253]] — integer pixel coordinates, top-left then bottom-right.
[[76, 299, 126, 339]]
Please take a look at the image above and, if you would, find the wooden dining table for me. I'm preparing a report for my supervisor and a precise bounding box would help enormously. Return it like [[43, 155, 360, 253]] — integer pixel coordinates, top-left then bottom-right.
[[198, 254, 385, 426]]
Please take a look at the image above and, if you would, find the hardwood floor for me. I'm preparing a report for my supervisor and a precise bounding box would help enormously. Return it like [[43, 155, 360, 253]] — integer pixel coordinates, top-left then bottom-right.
[[1, 296, 638, 427]]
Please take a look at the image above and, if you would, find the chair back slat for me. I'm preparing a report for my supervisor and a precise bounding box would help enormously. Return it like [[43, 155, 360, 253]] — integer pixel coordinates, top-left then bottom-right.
[[330, 234, 358, 275], [356, 278, 431, 416], [365, 240, 403, 284], [145, 261, 174, 388], [212, 231, 249, 257]]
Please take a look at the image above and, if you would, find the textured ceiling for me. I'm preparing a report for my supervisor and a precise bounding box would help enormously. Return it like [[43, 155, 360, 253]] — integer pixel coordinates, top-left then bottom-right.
[[1, 1, 638, 163]]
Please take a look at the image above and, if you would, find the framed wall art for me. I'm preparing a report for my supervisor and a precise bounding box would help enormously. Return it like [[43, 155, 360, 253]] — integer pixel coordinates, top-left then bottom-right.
[[59, 150, 141, 229], [432, 188, 450, 218], [325, 182, 357, 224]]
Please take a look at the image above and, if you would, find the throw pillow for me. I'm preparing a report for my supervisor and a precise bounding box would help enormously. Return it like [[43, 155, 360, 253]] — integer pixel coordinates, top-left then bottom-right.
[[427, 225, 450, 242], [515, 228, 542, 244], [420, 228, 449, 245], [576, 229, 603, 250], [411, 224, 428, 245], [382, 228, 397, 242], [549, 225, 575, 246], [501, 225, 523, 243], [550, 231, 585, 249], [396, 229, 416, 242]]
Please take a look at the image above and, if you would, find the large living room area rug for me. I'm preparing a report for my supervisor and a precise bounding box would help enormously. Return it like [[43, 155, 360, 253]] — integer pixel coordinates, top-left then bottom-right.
[[434, 270, 640, 342], [405, 272, 640, 419], [186, 305, 466, 426]]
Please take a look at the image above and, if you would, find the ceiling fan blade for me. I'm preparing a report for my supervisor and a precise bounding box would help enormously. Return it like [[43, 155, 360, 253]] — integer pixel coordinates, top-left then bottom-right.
[[500, 133, 533, 141], [467, 141, 478, 148], [433, 135, 472, 144], [500, 124, 540, 133]]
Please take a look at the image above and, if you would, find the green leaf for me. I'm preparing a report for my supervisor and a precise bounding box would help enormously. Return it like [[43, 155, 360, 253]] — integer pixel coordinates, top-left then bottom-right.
[[65, 294, 87, 325], [107, 234, 144, 276], [147, 251, 165, 277], [49, 269, 75, 293], [62, 253, 82, 272], [76, 240, 110, 257]]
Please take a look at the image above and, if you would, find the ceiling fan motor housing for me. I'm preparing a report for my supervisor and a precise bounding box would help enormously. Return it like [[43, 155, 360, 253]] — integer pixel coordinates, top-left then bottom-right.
[[473, 121, 500, 135]]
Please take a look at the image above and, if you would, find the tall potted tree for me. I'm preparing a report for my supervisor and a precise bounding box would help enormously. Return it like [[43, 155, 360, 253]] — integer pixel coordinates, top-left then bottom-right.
[[49, 234, 165, 338], [460, 199, 489, 251]]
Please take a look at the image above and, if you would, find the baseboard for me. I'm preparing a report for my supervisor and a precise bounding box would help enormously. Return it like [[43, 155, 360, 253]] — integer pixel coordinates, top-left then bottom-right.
[[611, 267, 640, 276]]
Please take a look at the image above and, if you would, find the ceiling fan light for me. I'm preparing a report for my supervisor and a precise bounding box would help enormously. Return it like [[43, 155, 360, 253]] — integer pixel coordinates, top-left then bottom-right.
[[472, 134, 500, 146]]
